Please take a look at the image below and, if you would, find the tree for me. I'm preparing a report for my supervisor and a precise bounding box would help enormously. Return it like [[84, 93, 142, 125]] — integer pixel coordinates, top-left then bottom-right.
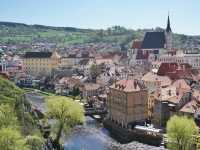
[[97, 29, 104, 39], [70, 87, 80, 96], [166, 115, 198, 150], [90, 64, 101, 81], [0, 77, 23, 104], [0, 127, 29, 150], [0, 104, 18, 129], [46, 96, 85, 149], [26, 135, 44, 150]]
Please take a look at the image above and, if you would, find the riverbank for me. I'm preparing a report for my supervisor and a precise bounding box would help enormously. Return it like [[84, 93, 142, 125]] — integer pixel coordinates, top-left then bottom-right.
[[103, 119, 163, 146], [64, 117, 166, 150]]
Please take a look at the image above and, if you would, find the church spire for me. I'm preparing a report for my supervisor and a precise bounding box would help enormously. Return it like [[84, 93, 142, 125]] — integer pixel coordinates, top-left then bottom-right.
[[166, 14, 172, 33]]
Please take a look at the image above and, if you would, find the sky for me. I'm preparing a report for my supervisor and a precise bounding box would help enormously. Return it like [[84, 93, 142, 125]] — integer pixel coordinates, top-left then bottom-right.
[[0, 0, 200, 35]]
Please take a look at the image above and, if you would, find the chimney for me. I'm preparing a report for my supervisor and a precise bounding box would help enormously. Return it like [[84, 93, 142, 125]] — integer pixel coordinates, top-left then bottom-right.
[[168, 90, 171, 96]]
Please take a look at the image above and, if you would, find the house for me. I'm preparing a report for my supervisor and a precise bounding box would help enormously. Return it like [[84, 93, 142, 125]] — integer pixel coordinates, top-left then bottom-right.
[[142, 71, 172, 93], [54, 77, 82, 95], [96, 72, 113, 86], [78, 59, 90, 70], [179, 99, 200, 117], [152, 79, 192, 127], [60, 53, 94, 68], [157, 63, 192, 80], [127, 40, 142, 59], [81, 83, 101, 99], [153, 51, 200, 69], [178, 89, 200, 120], [107, 79, 148, 128], [0, 55, 23, 76]]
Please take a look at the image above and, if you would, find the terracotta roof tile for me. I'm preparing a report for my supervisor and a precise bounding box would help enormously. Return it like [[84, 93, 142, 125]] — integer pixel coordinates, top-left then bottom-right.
[[142, 72, 171, 87], [84, 83, 101, 91], [179, 99, 200, 114], [132, 40, 142, 49], [172, 79, 191, 92], [157, 63, 192, 80]]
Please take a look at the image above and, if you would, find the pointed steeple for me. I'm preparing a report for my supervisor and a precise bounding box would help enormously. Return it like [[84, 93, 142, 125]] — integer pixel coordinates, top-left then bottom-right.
[[166, 14, 172, 33]]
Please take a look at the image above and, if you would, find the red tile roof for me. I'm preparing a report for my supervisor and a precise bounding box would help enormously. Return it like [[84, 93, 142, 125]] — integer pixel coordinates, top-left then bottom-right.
[[157, 63, 192, 80], [84, 83, 101, 91], [132, 40, 142, 49], [142, 72, 172, 87], [179, 98, 200, 114], [172, 79, 191, 92]]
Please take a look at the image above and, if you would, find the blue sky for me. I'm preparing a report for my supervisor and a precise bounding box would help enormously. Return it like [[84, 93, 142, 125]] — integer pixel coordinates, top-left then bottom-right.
[[0, 0, 200, 35]]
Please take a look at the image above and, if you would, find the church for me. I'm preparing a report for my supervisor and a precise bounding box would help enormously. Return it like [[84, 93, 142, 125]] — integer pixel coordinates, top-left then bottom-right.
[[128, 15, 173, 66]]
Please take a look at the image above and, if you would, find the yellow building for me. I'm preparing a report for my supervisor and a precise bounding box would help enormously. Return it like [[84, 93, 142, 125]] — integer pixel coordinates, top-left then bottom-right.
[[60, 56, 77, 68], [23, 51, 61, 76]]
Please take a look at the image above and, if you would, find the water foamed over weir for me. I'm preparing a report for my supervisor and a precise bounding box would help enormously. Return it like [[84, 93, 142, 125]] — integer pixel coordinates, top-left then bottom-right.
[[64, 117, 166, 150]]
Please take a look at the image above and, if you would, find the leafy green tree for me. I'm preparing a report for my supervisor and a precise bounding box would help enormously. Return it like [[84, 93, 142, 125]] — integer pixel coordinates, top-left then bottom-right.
[[72, 87, 80, 96], [75, 95, 81, 101], [0, 77, 23, 104], [0, 77, 44, 145], [90, 64, 101, 81], [97, 29, 104, 39], [46, 96, 85, 148], [0, 104, 18, 128], [0, 127, 29, 150], [167, 115, 198, 150], [26, 135, 44, 150]]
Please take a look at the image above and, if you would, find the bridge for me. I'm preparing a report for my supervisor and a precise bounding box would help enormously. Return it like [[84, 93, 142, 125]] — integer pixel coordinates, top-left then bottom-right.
[[85, 107, 107, 116], [84, 107, 107, 121]]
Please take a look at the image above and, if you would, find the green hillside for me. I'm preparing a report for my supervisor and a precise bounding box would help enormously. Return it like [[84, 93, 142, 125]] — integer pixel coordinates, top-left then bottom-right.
[[0, 22, 139, 46], [0, 77, 23, 104], [0, 22, 200, 51]]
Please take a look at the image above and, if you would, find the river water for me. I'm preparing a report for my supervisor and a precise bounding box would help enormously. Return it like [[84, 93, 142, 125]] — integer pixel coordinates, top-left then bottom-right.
[[64, 117, 166, 150]]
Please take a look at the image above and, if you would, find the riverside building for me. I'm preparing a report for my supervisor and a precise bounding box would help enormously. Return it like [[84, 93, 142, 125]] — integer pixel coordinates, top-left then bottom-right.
[[107, 79, 148, 128]]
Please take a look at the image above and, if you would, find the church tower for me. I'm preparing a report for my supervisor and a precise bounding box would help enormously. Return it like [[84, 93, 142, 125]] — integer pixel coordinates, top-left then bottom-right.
[[165, 15, 172, 50]]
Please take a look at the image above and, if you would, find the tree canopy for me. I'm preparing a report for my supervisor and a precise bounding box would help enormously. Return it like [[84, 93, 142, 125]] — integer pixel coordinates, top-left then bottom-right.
[[0, 104, 18, 129], [166, 115, 198, 150], [46, 96, 85, 148], [0, 127, 28, 150], [0, 77, 23, 104], [0, 77, 44, 150], [26, 135, 44, 150]]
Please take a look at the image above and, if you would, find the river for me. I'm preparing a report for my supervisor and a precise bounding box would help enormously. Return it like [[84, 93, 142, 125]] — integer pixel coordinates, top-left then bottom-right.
[[25, 92, 166, 150], [64, 117, 167, 150]]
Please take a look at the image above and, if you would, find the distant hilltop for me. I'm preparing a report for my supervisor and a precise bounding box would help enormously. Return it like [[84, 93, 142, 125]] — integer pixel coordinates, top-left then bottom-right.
[[0, 21, 200, 51], [0, 21, 92, 32]]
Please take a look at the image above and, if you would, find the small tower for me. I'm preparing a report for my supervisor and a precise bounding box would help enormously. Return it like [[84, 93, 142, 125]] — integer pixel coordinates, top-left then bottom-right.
[[165, 14, 172, 50]]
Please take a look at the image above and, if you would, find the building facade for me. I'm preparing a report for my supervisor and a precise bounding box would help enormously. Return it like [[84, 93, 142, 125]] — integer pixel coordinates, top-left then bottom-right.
[[108, 79, 148, 128], [154, 52, 200, 69], [81, 83, 101, 99], [60, 53, 94, 68], [23, 51, 61, 76]]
